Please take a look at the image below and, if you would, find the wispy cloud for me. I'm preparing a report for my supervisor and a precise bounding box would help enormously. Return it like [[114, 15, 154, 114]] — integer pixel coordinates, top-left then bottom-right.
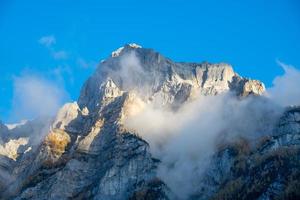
[[38, 35, 68, 60], [77, 57, 97, 69], [52, 65, 74, 85], [52, 50, 68, 60], [38, 35, 56, 47], [77, 58, 89, 69]]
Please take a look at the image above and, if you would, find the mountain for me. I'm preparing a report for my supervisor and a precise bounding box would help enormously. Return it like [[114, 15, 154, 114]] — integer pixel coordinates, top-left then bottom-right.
[[0, 44, 299, 200]]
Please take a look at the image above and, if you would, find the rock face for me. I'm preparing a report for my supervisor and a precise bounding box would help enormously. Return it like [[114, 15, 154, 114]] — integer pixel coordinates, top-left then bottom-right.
[[10, 86, 163, 200], [0, 138, 29, 160], [192, 106, 300, 200], [0, 118, 50, 197], [0, 44, 298, 200], [78, 44, 264, 112], [0, 118, 50, 158], [0, 122, 9, 144]]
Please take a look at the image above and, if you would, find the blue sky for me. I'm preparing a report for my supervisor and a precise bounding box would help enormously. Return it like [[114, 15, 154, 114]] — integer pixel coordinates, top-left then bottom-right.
[[0, 0, 299, 122]]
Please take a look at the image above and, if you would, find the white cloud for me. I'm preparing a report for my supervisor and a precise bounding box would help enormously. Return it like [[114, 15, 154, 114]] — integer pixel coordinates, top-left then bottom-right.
[[77, 58, 97, 69], [10, 73, 69, 121], [102, 51, 154, 95], [124, 92, 282, 198], [266, 61, 300, 106], [38, 35, 56, 47], [38, 35, 68, 60]]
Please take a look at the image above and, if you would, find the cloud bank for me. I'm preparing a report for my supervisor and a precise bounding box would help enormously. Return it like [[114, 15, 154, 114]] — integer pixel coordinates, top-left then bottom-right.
[[125, 93, 282, 197], [266, 61, 300, 106]]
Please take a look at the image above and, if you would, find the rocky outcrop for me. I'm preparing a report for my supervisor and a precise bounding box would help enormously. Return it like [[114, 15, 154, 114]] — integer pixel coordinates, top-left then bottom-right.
[[4, 78, 163, 200], [0, 122, 9, 143], [0, 138, 29, 160], [0, 119, 50, 163], [230, 75, 265, 97], [0, 155, 15, 194], [192, 107, 300, 200], [15, 132, 159, 200]]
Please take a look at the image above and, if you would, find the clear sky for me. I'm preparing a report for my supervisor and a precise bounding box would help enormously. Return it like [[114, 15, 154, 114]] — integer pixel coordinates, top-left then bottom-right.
[[0, 0, 299, 122]]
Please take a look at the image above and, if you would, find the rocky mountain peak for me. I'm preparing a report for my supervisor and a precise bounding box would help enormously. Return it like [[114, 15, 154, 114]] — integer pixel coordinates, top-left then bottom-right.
[[230, 75, 265, 97], [1, 45, 297, 200], [79, 46, 265, 112], [111, 43, 142, 57], [52, 102, 79, 131]]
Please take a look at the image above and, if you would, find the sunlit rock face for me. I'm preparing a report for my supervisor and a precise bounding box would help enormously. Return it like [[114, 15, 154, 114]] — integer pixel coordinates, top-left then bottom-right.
[[11, 86, 162, 200], [0, 138, 29, 160], [230, 75, 265, 97], [78, 45, 264, 113], [0, 45, 299, 200]]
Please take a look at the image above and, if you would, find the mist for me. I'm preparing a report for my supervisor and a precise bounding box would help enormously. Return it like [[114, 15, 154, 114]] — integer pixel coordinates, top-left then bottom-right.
[[266, 61, 300, 106], [0, 73, 69, 195], [121, 58, 299, 197], [9, 73, 69, 123], [102, 51, 157, 97], [125, 92, 283, 197]]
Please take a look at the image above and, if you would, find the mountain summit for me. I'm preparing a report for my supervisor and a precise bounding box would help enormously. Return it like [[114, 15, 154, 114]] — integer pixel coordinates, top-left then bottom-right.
[[0, 45, 299, 200], [79, 44, 264, 112]]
